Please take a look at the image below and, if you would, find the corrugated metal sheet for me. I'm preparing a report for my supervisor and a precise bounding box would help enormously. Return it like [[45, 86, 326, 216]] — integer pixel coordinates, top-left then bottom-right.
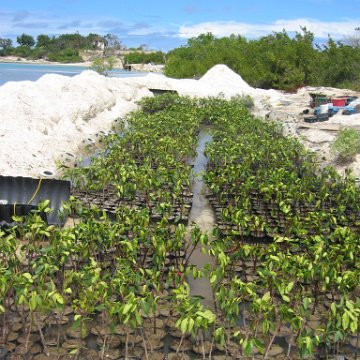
[[149, 88, 178, 96], [0, 176, 70, 226]]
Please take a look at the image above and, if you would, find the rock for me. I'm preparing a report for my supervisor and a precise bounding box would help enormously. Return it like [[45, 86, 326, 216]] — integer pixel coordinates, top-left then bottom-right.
[[266, 344, 284, 357], [192, 340, 213, 355], [167, 352, 191, 360], [121, 345, 144, 358], [170, 339, 193, 352]]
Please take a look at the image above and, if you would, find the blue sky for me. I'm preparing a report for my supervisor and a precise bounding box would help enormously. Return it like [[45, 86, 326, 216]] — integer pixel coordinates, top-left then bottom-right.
[[0, 0, 360, 50]]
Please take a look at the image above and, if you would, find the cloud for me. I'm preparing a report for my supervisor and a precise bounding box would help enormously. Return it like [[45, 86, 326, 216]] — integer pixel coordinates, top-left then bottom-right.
[[57, 20, 82, 30], [131, 22, 151, 30], [127, 22, 155, 35], [12, 10, 31, 22], [13, 22, 49, 29], [178, 18, 360, 40], [97, 20, 123, 28]]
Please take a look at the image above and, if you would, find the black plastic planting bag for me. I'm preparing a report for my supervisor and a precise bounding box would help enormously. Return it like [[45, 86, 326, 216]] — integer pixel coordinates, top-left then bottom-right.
[[0, 176, 70, 226]]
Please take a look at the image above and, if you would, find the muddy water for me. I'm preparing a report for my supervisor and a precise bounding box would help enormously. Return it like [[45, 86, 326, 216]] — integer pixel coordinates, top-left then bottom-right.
[[187, 126, 216, 310]]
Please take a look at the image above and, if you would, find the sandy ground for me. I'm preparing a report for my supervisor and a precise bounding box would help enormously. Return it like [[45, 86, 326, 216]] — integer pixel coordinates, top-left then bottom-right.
[[0, 55, 94, 67], [0, 63, 359, 179], [0, 56, 163, 72]]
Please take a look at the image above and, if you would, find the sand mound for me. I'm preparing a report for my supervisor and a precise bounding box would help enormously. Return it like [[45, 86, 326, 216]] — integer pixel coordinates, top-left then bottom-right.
[[199, 64, 253, 92], [127, 64, 267, 100], [0, 71, 151, 178]]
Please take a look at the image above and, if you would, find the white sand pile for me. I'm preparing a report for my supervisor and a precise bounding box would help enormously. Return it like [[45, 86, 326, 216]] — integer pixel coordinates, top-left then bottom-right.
[[128, 64, 281, 98], [198, 65, 254, 94], [0, 71, 151, 178]]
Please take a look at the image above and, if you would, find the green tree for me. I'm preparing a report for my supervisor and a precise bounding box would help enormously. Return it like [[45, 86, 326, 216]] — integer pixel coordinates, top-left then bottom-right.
[[104, 33, 121, 55], [16, 33, 35, 47], [90, 56, 115, 76], [124, 51, 165, 64], [317, 37, 360, 88], [47, 48, 82, 63], [165, 29, 360, 90], [0, 38, 13, 53], [86, 33, 106, 50], [36, 34, 52, 48]]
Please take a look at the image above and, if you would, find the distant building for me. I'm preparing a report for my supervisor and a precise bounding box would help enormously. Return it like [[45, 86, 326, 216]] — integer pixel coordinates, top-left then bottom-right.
[[93, 40, 105, 50]]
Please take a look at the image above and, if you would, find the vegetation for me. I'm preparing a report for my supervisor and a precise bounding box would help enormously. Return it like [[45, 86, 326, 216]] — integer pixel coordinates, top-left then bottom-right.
[[0, 33, 109, 63], [331, 127, 360, 162], [0, 94, 359, 359], [47, 48, 83, 63], [90, 56, 116, 76], [0, 32, 164, 65], [164, 29, 360, 91], [124, 51, 165, 65], [16, 33, 35, 47]]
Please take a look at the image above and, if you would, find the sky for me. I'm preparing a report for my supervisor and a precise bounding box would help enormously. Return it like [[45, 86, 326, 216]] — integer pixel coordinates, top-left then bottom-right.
[[0, 0, 360, 51]]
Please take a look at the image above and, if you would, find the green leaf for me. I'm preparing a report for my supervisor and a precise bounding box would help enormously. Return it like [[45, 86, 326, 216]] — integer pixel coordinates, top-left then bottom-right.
[[123, 303, 132, 315], [254, 338, 265, 354], [285, 282, 294, 293], [281, 294, 290, 303], [262, 291, 271, 301], [269, 255, 280, 262], [342, 312, 349, 330], [346, 300, 354, 312], [242, 338, 253, 356], [210, 273, 217, 285], [334, 330, 343, 342], [29, 292, 37, 311], [305, 336, 313, 354], [330, 302, 337, 316], [181, 318, 188, 334], [303, 297, 311, 310], [350, 321, 357, 333], [215, 328, 225, 346], [141, 300, 150, 316], [22, 272, 32, 280], [188, 317, 195, 332], [54, 293, 64, 304], [18, 294, 26, 305]]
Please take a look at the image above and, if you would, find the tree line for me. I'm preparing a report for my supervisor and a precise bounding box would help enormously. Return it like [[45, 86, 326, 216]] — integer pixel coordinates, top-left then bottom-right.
[[164, 29, 360, 91], [0, 33, 108, 62], [0, 32, 165, 65]]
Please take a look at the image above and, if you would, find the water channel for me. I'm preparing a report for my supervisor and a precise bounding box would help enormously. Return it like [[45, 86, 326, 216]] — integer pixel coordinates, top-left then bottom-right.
[[186, 126, 216, 310]]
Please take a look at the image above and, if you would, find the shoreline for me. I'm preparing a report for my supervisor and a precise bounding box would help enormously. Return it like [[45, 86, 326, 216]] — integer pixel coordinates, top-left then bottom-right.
[[0, 56, 164, 73], [0, 56, 121, 68]]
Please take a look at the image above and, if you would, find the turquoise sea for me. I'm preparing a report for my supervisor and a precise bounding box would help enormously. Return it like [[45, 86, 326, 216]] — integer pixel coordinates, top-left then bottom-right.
[[0, 62, 146, 86]]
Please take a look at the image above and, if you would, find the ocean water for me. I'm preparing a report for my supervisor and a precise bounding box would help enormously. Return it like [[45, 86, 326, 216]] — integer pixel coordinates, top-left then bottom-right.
[[0, 62, 146, 86]]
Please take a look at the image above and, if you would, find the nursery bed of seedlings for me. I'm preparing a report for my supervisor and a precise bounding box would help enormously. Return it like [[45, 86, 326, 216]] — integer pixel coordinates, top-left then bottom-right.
[[203, 98, 360, 359], [0, 94, 359, 360]]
